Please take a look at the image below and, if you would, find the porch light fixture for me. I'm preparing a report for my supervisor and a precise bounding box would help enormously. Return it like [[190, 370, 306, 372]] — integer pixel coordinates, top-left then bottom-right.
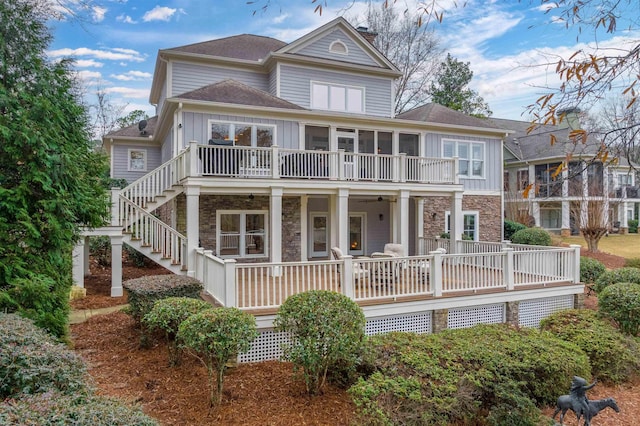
[[248, 194, 255, 200], [431, 212, 437, 219], [377, 196, 383, 202], [379, 214, 384, 221]]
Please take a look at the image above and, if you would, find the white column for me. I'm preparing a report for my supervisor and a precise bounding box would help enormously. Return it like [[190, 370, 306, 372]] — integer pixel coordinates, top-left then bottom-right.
[[301, 195, 308, 261], [270, 187, 283, 266], [399, 190, 410, 250], [532, 201, 541, 227], [72, 238, 85, 288], [110, 189, 121, 226], [82, 236, 90, 276], [449, 191, 463, 254], [110, 235, 123, 297], [329, 194, 338, 249], [581, 165, 589, 228], [185, 185, 200, 277], [561, 200, 571, 230], [337, 188, 349, 251], [417, 198, 425, 254]]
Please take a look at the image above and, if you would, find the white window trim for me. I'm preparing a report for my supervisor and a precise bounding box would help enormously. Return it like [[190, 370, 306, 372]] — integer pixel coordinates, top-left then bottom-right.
[[216, 210, 269, 259], [445, 210, 480, 241], [207, 120, 277, 147], [442, 139, 486, 179], [329, 40, 348, 55], [127, 148, 147, 172], [310, 81, 365, 113]]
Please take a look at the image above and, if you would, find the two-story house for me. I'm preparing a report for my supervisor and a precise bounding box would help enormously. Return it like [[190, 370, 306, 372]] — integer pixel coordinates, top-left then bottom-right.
[[73, 18, 584, 361], [499, 115, 639, 235]]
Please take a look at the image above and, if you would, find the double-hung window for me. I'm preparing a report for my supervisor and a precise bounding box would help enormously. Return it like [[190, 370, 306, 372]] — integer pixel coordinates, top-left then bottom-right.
[[128, 149, 147, 172], [311, 82, 364, 113], [442, 140, 484, 178], [217, 211, 267, 258]]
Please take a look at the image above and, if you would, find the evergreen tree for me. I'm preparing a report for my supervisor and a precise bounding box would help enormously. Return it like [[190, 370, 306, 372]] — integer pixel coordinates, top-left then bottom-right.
[[0, 1, 109, 337], [429, 53, 492, 117]]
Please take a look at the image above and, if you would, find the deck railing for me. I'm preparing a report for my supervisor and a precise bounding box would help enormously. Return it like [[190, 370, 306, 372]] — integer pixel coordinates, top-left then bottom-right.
[[193, 142, 456, 184], [194, 244, 581, 311]]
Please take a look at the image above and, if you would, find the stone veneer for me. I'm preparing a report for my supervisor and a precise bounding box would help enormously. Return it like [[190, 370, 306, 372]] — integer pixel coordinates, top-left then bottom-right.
[[174, 194, 301, 263], [423, 194, 502, 242]]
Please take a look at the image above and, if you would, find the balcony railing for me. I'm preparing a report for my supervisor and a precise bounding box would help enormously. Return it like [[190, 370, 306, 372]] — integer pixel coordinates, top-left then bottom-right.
[[192, 142, 457, 184]]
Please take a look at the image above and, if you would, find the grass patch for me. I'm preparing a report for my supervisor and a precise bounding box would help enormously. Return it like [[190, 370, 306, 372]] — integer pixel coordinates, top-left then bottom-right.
[[562, 234, 640, 259]]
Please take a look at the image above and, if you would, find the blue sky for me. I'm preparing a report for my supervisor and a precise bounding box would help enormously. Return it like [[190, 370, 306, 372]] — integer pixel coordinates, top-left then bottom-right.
[[47, 0, 637, 125]]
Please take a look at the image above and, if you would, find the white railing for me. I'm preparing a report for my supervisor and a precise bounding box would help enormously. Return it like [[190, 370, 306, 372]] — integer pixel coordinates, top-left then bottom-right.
[[119, 197, 187, 269], [194, 143, 456, 184], [119, 149, 189, 208], [193, 244, 580, 311]]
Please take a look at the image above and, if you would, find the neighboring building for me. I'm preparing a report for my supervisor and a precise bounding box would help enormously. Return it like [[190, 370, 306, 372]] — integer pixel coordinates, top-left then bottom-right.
[[498, 115, 639, 235]]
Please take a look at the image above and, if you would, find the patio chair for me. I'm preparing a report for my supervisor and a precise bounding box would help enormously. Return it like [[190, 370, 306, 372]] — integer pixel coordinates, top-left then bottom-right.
[[370, 244, 404, 285], [331, 247, 369, 284]]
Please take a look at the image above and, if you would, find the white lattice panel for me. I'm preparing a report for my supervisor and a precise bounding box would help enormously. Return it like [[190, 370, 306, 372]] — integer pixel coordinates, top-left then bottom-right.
[[238, 330, 290, 363], [448, 303, 504, 329], [519, 295, 574, 328], [366, 312, 432, 335]]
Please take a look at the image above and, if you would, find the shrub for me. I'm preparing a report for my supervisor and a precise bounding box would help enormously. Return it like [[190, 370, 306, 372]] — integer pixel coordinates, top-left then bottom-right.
[[625, 258, 640, 268], [593, 267, 640, 293], [123, 275, 203, 323], [90, 236, 112, 267], [178, 307, 257, 406], [274, 291, 366, 396], [504, 219, 527, 241], [580, 256, 606, 284], [0, 314, 87, 399], [599, 282, 640, 336], [540, 309, 640, 383], [510, 227, 552, 246], [0, 391, 158, 426], [349, 325, 590, 425], [628, 219, 638, 233], [143, 297, 213, 365]]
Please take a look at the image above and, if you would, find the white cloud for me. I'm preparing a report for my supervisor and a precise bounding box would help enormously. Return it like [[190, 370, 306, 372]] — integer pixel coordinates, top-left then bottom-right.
[[92, 6, 107, 22], [75, 70, 102, 81], [110, 70, 153, 81], [47, 47, 146, 62], [116, 14, 136, 24], [272, 13, 290, 24], [103, 86, 150, 99], [74, 59, 104, 68], [142, 6, 179, 22]]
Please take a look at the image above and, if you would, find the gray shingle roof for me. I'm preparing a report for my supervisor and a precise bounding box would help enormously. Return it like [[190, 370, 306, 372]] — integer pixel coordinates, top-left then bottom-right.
[[106, 116, 158, 138], [175, 79, 306, 110], [397, 103, 499, 129], [489, 117, 602, 163], [166, 34, 287, 61]]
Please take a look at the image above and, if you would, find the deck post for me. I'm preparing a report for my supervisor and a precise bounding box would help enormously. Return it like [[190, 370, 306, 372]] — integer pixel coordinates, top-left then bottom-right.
[[194, 247, 204, 282], [110, 189, 121, 226], [398, 153, 407, 183], [503, 248, 515, 290], [429, 250, 443, 297], [338, 149, 345, 180], [110, 234, 123, 297], [224, 259, 237, 307], [342, 255, 355, 299], [72, 238, 86, 288], [185, 185, 200, 277], [203, 249, 213, 295], [270, 145, 280, 179], [570, 244, 581, 283], [189, 140, 199, 177]]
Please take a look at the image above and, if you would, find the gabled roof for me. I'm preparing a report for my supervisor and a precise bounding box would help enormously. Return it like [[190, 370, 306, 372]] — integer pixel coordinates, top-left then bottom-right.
[[397, 103, 501, 130], [106, 115, 158, 138], [490, 117, 602, 163], [166, 34, 286, 62], [174, 79, 306, 110]]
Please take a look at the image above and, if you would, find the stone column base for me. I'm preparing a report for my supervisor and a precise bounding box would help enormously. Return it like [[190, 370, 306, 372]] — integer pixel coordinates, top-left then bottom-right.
[[505, 301, 520, 326], [574, 293, 585, 309], [433, 309, 448, 333]]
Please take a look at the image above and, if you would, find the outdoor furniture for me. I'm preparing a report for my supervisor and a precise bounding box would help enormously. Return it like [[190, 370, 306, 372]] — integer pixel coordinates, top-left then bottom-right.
[[331, 246, 369, 283], [370, 244, 405, 285]]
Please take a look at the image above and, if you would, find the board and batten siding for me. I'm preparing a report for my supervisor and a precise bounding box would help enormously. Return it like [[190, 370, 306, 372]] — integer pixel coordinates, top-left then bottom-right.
[[294, 28, 380, 67], [424, 133, 502, 192], [171, 61, 269, 97], [181, 112, 299, 150], [279, 64, 393, 117], [112, 144, 162, 183], [161, 132, 173, 163], [157, 81, 167, 117]]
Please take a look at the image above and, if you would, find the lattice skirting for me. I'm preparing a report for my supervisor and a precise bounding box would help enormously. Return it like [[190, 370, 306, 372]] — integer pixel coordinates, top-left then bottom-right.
[[518, 295, 574, 328], [448, 303, 505, 329], [366, 312, 433, 335]]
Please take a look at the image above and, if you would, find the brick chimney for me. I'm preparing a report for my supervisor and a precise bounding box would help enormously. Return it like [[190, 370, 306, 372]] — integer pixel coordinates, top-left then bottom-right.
[[356, 26, 378, 45]]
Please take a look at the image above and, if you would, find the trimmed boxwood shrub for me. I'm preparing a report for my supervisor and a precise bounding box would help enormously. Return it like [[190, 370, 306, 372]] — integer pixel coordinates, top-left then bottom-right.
[[593, 267, 640, 293], [178, 307, 257, 406], [628, 219, 638, 233], [123, 275, 203, 323], [143, 297, 213, 365], [0, 314, 87, 399], [580, 256, 606, 284], [349, 324, 590, 426], [540, 309, 640, 383], [274, 290, 366, 396], [510, 227, 552, 246], [0, 391, 158, 426], [504, 219, 527, 241], [599, 282, 640, 336]]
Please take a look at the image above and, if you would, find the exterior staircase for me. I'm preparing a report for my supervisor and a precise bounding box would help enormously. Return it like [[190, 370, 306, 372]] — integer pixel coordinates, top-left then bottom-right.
[[116, 148, 192, 274]]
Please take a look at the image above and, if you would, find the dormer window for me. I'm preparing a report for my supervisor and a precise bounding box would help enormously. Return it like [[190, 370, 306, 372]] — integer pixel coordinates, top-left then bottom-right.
[[329, 40, 348, 54]]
